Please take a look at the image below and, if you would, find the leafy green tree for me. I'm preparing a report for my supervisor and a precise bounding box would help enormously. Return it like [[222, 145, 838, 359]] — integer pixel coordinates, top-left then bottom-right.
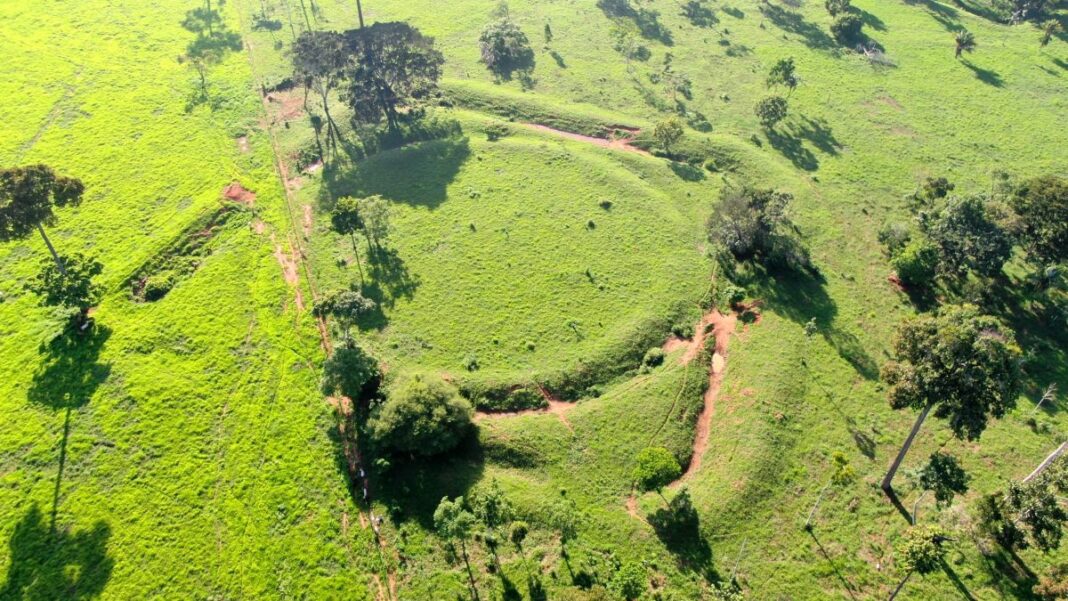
[[359, 195, 393, 253], [26, 253, 103, 326], [892, 526, 949, 599], [609, 561, 646, 600], [313, 289, 375, 339], [472, 478, 513, 562], [509, 520, 529, 549], [922, 195, 1013, 278], [954, 29, 977, 59], [633, 447, 681, 501], [917, 452, 970, 508], [708, 186, 812, 272], [479, 17, 535, 79], [342, 22, 445, 131], [652, 116, 684, 155], [825, 0, 851, 16], [320, 340, 379, 400], [0, 165, 86, 275], [548, 496, 580, 552], [766, 57, 798, 94], [831, 13, 864, 46], [977, 492, 1028, 550], [755, 95, 788, 129], [890, 239, 939, 288], [909, 176, 956, 210], [292, 30, 348, 157], [330, 196, 366, 280], [978, 468, 1068, 554], [369, 374, 473, 457], [880, 305, 1021, 494], [805, 450, 856, 529], [434, 496, 481, 601], [1010, 175, 1068, 267]]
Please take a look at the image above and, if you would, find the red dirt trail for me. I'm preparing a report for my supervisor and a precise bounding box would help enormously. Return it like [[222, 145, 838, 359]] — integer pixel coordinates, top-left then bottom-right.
[[680, 310, 738, 481], [524, 123, 651, 156]]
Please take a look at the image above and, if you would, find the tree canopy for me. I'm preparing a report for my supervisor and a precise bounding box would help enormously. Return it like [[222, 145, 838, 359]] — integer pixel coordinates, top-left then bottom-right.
[[652, 116, 684, 154], [708, 186, 811, 272], [341, 22, 445, 130], [882, 305, 1021, 441], [1010, 175, 1068, 266], [766, 57, 798, 92], [0, 165, 84, 243], [479, 18, 535, 79], [898, 525, 948, 575], [320, 340, 379, 400], [25, 253, 103, 320], [632, 447, 681, 494], [369, 374, 473, 456], [921, 195, 1013, 278], [917, 452, 970, 507], [755, 95, 788, 128]]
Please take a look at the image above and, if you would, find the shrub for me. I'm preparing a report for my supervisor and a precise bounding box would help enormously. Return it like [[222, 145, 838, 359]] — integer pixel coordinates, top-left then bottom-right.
[[831, 14, 864, 45], [143, 271, 177, 301], [485, 122, 510, 141], [370, 374, 473, 457], [755, 95, 788, 128], [825, 0, 851, 16], [671, 321, 695, 339], [643, 347, 666, 368], [891, 239, 939, 288], [462, 353, 480, 371], [718, 284, 746, 309]]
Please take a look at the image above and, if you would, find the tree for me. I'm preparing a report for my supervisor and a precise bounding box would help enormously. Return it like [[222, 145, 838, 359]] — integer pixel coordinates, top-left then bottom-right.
[[890, 239, 939, 289], [369, 374, 473, 457], [0, 165, 86, 275], [922, 195, 1013, 278], [652, 116, 684, 156], [708, 186, 812, 272], [330, 196, 367, 281], [509, 520, 529, 549], [320, 340, 379, 400], [891, 525, 949, 599], [434, 496, 481, 601], [548, 496, 580, 552], [313, 289, 375, 339], [1040, 20, 1062, 47], [291, 30, 348, 157], [633, 447, 681, 501], [880, 305, 1022, 494], [472, 478, 513, 543], [917, 452, 969, 508], [766, 57, 798, 95], [479, 18, 535, 79], [954, 29, 977, 59], [342, 22, 445, 131], [359, 195, 393, 252], [755, 95, 788, 129], [1034, 562, 1068, 600], [805, 451, 856, 529], [25, 253, 103, 326], [825, 0, 851, 16], [1010, 175, 1068, 267], [1001, 0, 1050, 23], [909, 176, 955, 210], [609, 561, 646, 600], [979, 470, 1068, 554], [831, 14, 864, 46]]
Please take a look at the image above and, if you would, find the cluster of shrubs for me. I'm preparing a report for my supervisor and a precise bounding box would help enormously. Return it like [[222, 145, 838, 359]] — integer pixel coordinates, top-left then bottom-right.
[[130, 207, 237, 302]]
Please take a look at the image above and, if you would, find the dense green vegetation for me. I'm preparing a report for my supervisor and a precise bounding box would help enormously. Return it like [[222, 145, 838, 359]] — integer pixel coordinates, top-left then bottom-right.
[[2, 0, 1067, 599]]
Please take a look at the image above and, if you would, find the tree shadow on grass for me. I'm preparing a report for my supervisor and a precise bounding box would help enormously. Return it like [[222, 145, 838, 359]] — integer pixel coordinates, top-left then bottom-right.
[[668, 161, 706, 182], [0, 504, 113, 601], [792, 116, 843, 157], [26, 325, 112, 411], [731, 263, 880, 380], [374, 436, 486, 529], [321, 136, 471, 210], [856, 8, 888, 32], [939, 558, 978, 601], [765, 128, 820, 172], [961, 60, 1005, 87], [806, 529, 861, 600], [759, 4, 836, 51], [975, 543, 1039, 600], [598, 0, 674, 45], [647, 489, 720, 582], [902, 0, 960, 30]]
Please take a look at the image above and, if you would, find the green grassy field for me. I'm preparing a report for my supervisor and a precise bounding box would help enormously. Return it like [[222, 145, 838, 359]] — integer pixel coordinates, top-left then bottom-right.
[[2, 0, 1067, 599]]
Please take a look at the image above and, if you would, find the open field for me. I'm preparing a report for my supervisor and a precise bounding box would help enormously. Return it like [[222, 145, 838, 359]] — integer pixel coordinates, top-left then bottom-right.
[[2, 0, 1067, 599]]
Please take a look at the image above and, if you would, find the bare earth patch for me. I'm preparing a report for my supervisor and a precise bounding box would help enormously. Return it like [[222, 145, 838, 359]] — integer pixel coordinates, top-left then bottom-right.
[[222, 182, 256, 207], [524, 123, 651, 156], [680, 310, 740, 482]]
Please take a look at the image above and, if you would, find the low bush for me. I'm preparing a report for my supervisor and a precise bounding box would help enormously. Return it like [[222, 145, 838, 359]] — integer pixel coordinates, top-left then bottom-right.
[[643, 347, 666, 368]]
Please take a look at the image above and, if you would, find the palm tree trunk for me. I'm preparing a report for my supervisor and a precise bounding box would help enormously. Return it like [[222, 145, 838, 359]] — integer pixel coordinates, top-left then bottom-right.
[[460, 540, 480, 601], [882, 402, 935, 495], [888, 569, 913, 600], [350, 233, 365, 283], [37, 224, 67, 276]]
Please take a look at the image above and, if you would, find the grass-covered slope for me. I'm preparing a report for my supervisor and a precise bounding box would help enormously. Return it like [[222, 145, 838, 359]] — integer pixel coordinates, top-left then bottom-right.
[[0, 2, 381, 598]]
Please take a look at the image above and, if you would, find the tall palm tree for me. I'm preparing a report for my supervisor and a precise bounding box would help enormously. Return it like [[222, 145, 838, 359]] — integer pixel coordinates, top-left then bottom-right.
[[954, 29, 976, 59]]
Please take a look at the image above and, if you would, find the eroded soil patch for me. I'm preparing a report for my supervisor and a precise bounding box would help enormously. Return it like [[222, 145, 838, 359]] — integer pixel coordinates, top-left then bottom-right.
[[223, 181, 256, 207]]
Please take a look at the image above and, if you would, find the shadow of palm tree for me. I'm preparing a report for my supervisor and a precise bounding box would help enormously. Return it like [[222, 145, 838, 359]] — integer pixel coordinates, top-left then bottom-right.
[[962, 60, 1005, 87], [0, 504, 113, 601], [760, 4, 836, 50], [26, 325, 112, 411], [765, 128, 819, 172]]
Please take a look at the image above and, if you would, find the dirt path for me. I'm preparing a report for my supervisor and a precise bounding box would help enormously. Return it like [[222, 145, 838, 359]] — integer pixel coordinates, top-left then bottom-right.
[[679, 311, 738, 482], [475, 384, 575, 432], [524, 123, 651, 156]]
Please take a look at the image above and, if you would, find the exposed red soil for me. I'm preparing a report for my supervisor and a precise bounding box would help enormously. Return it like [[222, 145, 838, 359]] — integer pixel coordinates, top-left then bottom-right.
[[679, 310, 739, 482], [264, 90, 305, 125], [222, 182, 256, 206], [525, 123, 651, 156], [271, 236, 304, 311]]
